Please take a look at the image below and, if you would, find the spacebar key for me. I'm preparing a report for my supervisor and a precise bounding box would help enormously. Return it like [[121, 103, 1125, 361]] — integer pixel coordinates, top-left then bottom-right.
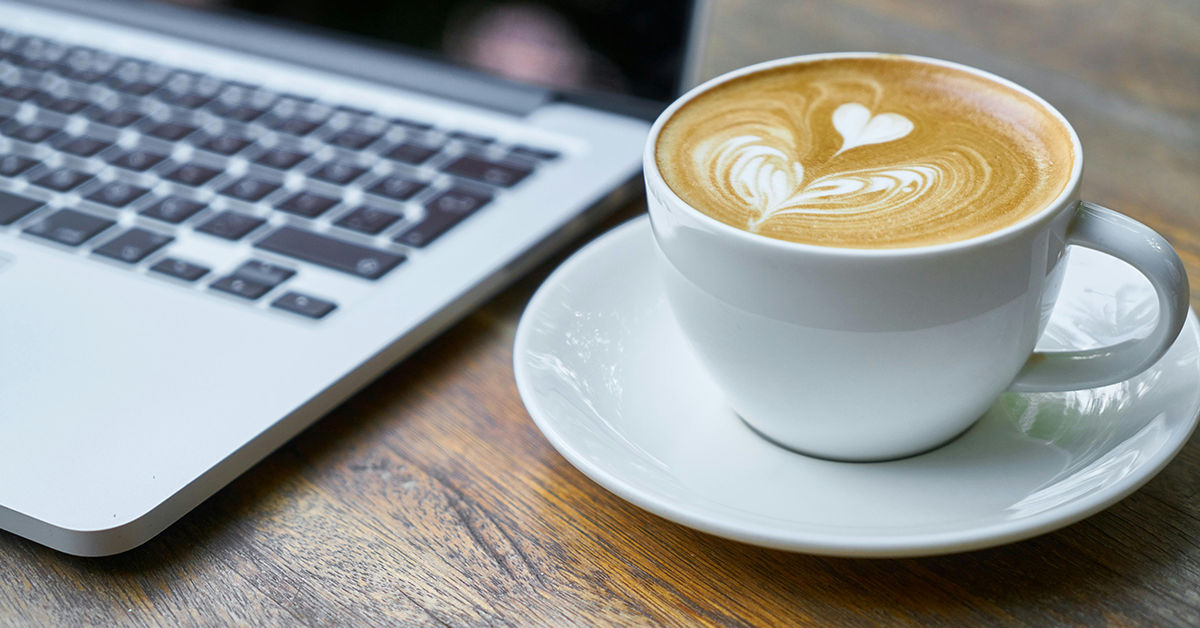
[[255, 226, 405, 279]]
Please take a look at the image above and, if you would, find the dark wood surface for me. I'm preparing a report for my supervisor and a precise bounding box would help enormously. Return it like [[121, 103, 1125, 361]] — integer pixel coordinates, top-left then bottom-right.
[[5, 0, 1200, 626]]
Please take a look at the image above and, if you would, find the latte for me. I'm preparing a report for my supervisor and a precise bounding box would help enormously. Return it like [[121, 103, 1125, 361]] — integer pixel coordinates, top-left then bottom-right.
[[654, 56, 1075, 248]]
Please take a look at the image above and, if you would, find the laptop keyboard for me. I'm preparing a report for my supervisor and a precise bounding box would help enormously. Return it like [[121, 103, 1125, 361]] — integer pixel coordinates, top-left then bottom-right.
[[0, 29, 561, 320]]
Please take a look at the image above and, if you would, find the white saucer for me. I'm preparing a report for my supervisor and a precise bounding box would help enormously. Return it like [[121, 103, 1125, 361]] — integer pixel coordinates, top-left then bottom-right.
[[513, 216, 1200, 557]]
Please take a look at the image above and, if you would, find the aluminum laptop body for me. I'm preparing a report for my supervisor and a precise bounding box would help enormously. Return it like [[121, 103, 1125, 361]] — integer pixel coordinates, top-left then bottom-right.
[[0, 0, 709, 555]]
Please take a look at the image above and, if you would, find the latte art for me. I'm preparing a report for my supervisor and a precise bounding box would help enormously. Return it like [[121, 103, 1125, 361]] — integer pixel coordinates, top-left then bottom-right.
[[656, 57, 1074, 248]]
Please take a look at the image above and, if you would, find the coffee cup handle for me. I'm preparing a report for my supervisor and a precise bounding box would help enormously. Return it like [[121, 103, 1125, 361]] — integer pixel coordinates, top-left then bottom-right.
[[1008, 202, 1190, 393]]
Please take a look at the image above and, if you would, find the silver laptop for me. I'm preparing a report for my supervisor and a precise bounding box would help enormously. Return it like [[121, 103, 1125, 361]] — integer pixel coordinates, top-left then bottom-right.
[[0, 0, 709, 555]]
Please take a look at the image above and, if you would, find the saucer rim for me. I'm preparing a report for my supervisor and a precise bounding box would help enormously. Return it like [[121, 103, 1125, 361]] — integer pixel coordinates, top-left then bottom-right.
[[513, 216, 1200, 557]]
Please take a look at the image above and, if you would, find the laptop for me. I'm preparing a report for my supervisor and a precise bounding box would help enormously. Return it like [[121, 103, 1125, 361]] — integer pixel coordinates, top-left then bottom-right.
[[0, 0, 709, 555]]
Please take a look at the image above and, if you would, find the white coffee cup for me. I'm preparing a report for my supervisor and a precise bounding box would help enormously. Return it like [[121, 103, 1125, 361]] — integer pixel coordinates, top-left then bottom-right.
[[644, 53, 1190, 462]]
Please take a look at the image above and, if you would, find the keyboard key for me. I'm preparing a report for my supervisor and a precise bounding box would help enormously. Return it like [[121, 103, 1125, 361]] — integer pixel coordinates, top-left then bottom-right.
[[441, 156, 532, 187], [367, 175, 427, 201], [0, 85, 42, 102], [255, 226, 404, 280], [140, 196, 206, 224], [254, 149, 309, 170], [271, 117, 322, 136], [334, 206, 401, 235], [86, 181, 149, 207], [335, 105, 373, 117], [108, 149, 167, 172], [196, 134, 253, 156], [327, 130, 380, 150], [24, 208, 114, 246], [32, 168, 92, 192], [164, 163, 221, 186], [38, 95, 90, 114], [0, 190, 43, 225], [92, 227, 173, 263], [510, 145, 560, 160], [389, 117, 434, 131], [383, 142, 439, 165], [91, 109, 143, 128], [219, 177, 280, 203], [57, 136, 112, 157], [231, 259, 295, 288], [144, 121, 198, 141], [272, 291, 336, 319], [308, 162, 367, 185], [447, 131, 494, 145], [394, 188, 492, 247], [210, 275, 271, 300], [0, 155, 39, 177], [5, 124, 60, 144], [195, 210, 265, 240], [107, 60, 166, 95], [158, 89, 213, 109], [150, 257, 209, 282], [213, 105, 267, 123], [276, 191, 338, 218]]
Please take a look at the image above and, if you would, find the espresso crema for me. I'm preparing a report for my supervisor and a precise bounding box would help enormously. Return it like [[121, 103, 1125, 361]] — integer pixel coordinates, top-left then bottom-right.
[[655, 56, 1075, 248]]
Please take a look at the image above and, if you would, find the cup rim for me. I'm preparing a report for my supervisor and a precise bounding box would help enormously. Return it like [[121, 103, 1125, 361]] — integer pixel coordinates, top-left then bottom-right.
[[643, 52, 1085, 257]]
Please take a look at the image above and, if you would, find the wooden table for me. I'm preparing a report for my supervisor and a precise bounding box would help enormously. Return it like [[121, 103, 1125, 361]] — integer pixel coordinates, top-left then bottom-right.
[[5, 1, 1200, 625]]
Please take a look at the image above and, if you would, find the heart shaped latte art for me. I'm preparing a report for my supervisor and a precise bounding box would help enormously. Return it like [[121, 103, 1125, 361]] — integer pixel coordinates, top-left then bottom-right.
[[702, 101, 934, 230], [832, 103, 914, 155]]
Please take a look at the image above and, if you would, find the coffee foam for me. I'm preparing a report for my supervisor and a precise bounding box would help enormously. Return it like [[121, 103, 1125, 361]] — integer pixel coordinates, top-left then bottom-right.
[[655, 57, 1075, 248]]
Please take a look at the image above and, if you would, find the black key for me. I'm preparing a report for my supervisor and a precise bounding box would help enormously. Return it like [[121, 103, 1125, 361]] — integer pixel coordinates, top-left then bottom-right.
[[367, 176, 427, 202], [164, 163, 221, 186], [5, 124, 60, 144], [394, 188, 492, 247], [213, 105, 267, 123], [93, 228, 172, 263], [86, 181, 149, 208], [32, 168, 92, 192], [276, 191, 338, 218], [91, 109, 143, 128], [195, 210, 265, 240], [150, 257, 209, 282], [334, 206, 401, 235], [383, 142, 439, 165], [231, 259, 295, 287], [389, 117, 433, 131], [0, 85, 42, 102], [219, 177, 280, 203], [108, 149, 167, 172], [24, 208, 114, 246], [271, 117, 321, 136], [144, 121, 198, 141], [308, 162, 367, 185], [447, 131, 495, 145], [327, 130, 380, 150], [210, 275, 271, 300], [510, 145, 560, 160], [196, 134, 253, 156], [110, 81, 160, 96], [57, 136, 112, 157], [424, 186, 493, 215], [0, 155, 39, 177], [38, 96, 90, 115], [272, 291, 336, 319], [255, 226, 404, 280], [254, 149, 309, 170], [0, 190, 43, 225], [442, 156, 532, 187], [140, 196, 205, 224]]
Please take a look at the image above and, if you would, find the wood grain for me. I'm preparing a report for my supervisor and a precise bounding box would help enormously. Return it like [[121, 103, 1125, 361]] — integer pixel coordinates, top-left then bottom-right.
[[4, 0, 1200, 626]]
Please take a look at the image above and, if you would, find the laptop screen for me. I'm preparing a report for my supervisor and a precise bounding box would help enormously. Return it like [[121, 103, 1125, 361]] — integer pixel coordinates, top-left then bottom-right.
[[150, 0, 697, 104]]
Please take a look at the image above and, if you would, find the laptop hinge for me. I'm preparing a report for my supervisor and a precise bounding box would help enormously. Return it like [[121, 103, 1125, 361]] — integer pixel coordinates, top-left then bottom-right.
[[17, 0, 554, 117]]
